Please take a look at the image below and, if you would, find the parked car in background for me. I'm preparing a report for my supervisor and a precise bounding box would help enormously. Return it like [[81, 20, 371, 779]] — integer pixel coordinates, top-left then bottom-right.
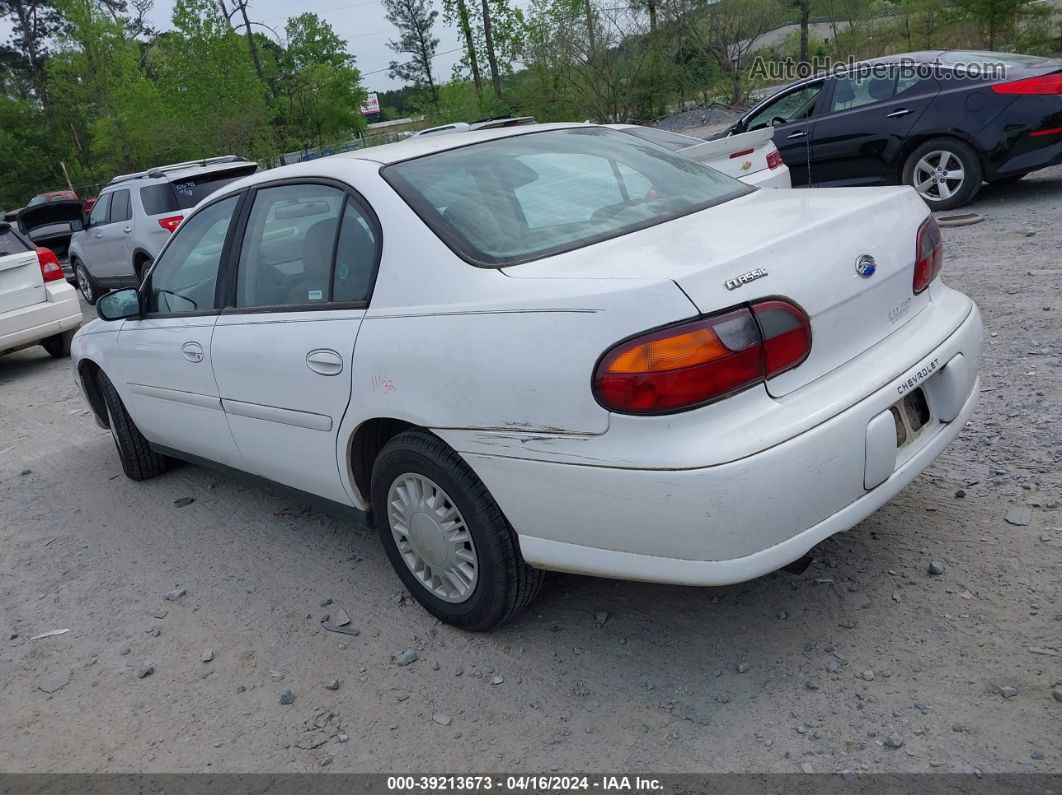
[[0, 221, 81, 358], [609, 124, 791, 188], [16, 199, 86, 270], [73, 124, 980, 631], [725, 50, 1062, 209], [411, 116, 537, 137], [27, 189, 78, 206], [68, 156, 258, 303]]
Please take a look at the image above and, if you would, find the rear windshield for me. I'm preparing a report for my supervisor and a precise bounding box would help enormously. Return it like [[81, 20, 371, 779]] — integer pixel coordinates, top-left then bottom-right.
[[383, 127, 750, 267], [0, 226, 29, 255], [141, 166, 257, 214]]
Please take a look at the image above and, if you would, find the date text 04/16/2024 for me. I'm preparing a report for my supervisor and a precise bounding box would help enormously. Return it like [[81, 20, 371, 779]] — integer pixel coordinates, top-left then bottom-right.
[[386, 776, 663, 791]]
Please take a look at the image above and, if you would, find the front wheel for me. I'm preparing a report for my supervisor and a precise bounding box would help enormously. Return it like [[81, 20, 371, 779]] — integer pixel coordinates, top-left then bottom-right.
[[96, 371, 168, 481], [902, 138, 983, 211], [371, 429, 543, 631]]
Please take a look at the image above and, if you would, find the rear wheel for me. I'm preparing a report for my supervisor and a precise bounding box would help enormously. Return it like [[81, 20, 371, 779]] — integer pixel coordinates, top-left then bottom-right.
[[96, 371, 168, 481], [41, 329, 76, 358], [370, 429, 543, 631], [902, 138, 982, 211], [74, 260, 99, 305]]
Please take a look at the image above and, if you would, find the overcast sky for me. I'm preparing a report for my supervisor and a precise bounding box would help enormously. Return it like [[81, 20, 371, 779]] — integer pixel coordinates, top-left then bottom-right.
[[2, 0, 531, 94]]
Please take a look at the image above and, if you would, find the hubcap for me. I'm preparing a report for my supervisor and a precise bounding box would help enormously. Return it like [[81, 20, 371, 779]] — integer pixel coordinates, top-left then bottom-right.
[[387, 473, 478, 603], [76, 267, 93, 301], [913, 150, 965, 202]]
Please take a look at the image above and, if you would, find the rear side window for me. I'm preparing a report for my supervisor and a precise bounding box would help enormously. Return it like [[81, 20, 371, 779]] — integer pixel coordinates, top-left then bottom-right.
[[110, 189, 131, 223], [831, 74, 896, 112], [235, 183, 379, 308], [140, 184, 180, 216], [0, 226, 30, 255], [169, 166, 258, 210]]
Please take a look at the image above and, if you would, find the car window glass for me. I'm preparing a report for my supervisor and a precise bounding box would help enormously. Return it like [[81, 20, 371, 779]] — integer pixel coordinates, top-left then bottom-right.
[[331, 199, 378, 303], [236, 184, 345, 308], [110, 190, 131, 223], [514, 153, 625, 229], [895, 72, 923, 95], [147, 196, 237, 314], [169, 165, 258, 210], [89, 193, 111, 226], [0, 227, 29, 255], [140, 184, 180, 216], [830, 74, 896, 112], [746, 84, 823, 130]]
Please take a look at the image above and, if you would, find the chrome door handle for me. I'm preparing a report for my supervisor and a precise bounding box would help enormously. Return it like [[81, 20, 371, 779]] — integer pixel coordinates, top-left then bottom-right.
[[886, 108, 912, 118], [181, 342, 204, 363], [94, 232, 103, 238], [306, 349, 343, 376], [123, 226, 132, 233], [786, 130, 807, 139]]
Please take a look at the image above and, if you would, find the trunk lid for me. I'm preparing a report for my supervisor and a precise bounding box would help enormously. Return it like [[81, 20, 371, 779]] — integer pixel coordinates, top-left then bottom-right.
[[506, 185, 933, 397], [678, 127, 776, 179], [17, 200, 85, 259], [0, 249, 45, 314]]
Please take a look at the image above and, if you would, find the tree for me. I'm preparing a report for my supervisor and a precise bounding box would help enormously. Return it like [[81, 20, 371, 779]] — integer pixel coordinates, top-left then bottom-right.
[[696, 0, 784, 104], [383, 0, 440, 107], [953, 0, 1031, 48], [788, 0, 811, 64], [442, 0, 483, 94], [0, 0, 64, 103]]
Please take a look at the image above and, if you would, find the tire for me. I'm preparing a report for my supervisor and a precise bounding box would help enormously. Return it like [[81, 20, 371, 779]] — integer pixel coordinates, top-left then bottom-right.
[[96, 371, 168, 481], [902, 137, 983, 211], [41, 329, 76, 358], [74, 260, 99, 305], [371, 429, 544, 631]]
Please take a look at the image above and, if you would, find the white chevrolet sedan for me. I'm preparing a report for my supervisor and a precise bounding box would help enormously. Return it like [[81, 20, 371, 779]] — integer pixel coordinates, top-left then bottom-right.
[[72, 124, 982, 630]]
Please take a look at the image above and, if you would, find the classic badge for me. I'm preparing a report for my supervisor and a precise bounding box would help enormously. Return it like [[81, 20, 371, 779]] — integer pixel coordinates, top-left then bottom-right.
[[724, 267, 768, 291]]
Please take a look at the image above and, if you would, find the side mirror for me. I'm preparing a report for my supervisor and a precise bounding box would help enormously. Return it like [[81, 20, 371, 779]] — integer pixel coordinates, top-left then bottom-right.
[[97, 288, 142, 322]]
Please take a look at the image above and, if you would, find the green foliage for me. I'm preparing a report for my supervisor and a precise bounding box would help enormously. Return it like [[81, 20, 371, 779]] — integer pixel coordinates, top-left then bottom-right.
[[0, 96, 66, 207]]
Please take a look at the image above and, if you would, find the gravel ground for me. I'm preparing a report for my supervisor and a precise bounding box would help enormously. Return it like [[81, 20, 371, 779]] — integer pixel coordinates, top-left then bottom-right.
[[1, 170, 1060, 774]]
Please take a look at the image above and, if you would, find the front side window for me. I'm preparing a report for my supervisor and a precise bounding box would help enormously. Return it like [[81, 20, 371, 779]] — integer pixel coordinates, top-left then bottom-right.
[[746, 83, 823, 130], [89, 193, 112, 227], [384, 128, 750, 267], [147, 196, 237, 314], [110, 189, 131, 223]]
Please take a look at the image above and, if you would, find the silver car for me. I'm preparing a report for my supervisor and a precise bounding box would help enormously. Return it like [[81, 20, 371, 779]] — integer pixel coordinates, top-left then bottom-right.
[[69, 156, 258, 304]]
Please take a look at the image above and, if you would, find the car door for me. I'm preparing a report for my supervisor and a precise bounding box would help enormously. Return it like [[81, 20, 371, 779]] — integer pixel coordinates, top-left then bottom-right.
[[82, 192, 116, 280], [808, 70, 940, 186], [106, 188, 135, 281], [739, 80, 826, 186], [210, 181, 381, 504], [113, 193, 248, 470]]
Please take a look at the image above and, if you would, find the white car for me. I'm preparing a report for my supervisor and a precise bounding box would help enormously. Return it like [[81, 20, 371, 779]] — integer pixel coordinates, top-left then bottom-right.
[[608, 124, 792, 188], [72, 123, 981, 631], [0, 222, 81, 358]]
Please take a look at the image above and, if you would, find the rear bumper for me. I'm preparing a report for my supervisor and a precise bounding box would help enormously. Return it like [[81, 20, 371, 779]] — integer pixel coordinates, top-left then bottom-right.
[[742, 164, 792, 189], [0, 282, 82, 352], [462, 298, 981, 585]]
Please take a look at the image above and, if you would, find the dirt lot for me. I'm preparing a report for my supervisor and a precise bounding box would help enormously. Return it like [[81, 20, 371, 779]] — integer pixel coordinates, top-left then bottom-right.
[[1, 170, 1060, 774]]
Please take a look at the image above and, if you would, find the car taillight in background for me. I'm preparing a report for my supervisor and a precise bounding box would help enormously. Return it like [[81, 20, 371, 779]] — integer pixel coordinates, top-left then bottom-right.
[[35, 247, 64, 283], [593, 300, 811, 414], [158, 215, 184, 233], [990, 73, 1062, 95], [914, 216, 944, 294], [766, 150, 784, 170]]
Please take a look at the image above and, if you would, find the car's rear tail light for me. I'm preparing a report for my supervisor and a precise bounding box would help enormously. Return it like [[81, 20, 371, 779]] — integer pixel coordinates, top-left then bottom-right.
[[593, 300, 812, 414], [914, 216, 943, 294], [729, 148, 754, 159], [991, 73, 1062, 94], [766, 150, 784, 170], [752, 300, 812, 376], [1030, 126, 1062, 137], [36, 247, 64, 283], [158, 215, 184, 233]]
